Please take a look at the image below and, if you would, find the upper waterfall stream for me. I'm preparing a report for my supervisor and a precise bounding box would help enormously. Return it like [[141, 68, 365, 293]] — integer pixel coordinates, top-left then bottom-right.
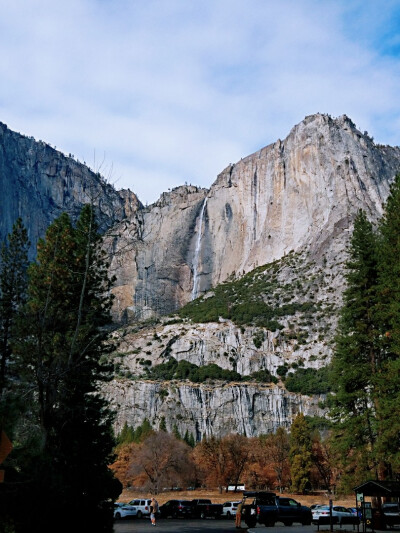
[[191, 197, 207, 300]]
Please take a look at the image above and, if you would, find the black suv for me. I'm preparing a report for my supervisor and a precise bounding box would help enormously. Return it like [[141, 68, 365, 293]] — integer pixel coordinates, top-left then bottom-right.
[[159, 500, 193, 518]]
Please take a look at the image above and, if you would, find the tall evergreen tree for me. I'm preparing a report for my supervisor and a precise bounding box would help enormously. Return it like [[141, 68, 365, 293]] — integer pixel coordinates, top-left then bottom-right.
[[0, 218, 29, 398], [374, 174, 400, 475], [159, 416, 167, 432], [329, 210, 380, 482], [289, 413, 312, 493], [0, 219, 30, 533], [376, 174, 400, 359], [12, 205, 121, 533]]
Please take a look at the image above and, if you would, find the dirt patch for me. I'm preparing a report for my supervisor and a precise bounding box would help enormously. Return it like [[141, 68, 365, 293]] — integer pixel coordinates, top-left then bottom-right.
[[118, 488, 356, 508]]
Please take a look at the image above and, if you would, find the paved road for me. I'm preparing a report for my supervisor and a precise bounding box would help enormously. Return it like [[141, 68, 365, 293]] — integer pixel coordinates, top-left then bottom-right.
[[113, 520, 358, 533], [114, 517, 241, 532]]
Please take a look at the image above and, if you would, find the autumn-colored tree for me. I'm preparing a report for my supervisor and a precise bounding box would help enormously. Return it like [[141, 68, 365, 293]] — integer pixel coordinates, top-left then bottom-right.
[[110, 442, 139, 488], [193, 433, 251, 492], [267, 427, 290, 492], [129, 431, 195, 493], [311, 433, 335, 491], [193, 436, 232, 492], [224, 434, 250, 490]]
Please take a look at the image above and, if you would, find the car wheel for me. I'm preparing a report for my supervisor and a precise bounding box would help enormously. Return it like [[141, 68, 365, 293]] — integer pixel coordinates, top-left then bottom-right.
[[200, 511, 206, 519], [136, 511, 142, 519], [283, 521, 293, 526], [227, 511, 231, 518], [115, 512, 121, 520], [246, 519, 257, 528]]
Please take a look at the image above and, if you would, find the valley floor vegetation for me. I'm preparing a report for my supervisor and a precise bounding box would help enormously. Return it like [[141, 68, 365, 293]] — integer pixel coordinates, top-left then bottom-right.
[[111, 413, 333, 495]]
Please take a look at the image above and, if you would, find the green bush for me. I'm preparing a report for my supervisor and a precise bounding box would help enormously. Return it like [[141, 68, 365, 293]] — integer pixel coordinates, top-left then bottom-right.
[[148, 359, 241, 383], [284, 366, 332, 395]]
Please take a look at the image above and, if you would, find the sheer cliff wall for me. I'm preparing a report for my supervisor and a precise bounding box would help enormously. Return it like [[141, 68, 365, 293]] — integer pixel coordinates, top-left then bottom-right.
[[0, 121, 139, 256], [108, 114, 400, 321]]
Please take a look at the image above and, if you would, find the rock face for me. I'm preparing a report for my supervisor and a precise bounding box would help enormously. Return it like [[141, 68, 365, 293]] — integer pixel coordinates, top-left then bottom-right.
[[0, 121, 139, 256], [105, 378, 323, 440], [108, 114, 400, 321], [2, 113, 400, 438], [105, 113, 400, 438], [105, 318, 328, 438]]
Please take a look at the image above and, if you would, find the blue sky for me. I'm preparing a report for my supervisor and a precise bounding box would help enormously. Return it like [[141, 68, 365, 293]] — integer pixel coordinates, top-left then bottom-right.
[[0, 0, 399, 204]]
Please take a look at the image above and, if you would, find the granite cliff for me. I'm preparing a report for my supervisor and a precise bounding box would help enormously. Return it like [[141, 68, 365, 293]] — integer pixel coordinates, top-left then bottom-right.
[[2, 114, 400, 438], [107, 114, 400, 321], [104, 113, 400, 438], [0, 121, 139, 257]]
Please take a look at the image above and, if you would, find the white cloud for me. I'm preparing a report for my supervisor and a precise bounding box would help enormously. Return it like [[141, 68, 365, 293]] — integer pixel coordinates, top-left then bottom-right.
[[0, 0, 399, 203]]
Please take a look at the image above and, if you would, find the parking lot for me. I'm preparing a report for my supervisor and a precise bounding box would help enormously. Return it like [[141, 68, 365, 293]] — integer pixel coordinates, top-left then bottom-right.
[[114, 520, 361, 533]]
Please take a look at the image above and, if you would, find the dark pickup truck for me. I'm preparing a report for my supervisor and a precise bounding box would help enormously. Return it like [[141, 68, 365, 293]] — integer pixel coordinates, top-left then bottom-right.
[[191, 498, 223, 519], [242, 491, 312, 528]]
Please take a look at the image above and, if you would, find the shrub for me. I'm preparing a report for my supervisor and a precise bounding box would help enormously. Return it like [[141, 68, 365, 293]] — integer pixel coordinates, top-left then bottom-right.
[[284, 366, 332, 395]]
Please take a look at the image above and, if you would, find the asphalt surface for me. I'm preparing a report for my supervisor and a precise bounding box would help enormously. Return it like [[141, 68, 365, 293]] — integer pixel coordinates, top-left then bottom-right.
[[113, 519, 362, 533]]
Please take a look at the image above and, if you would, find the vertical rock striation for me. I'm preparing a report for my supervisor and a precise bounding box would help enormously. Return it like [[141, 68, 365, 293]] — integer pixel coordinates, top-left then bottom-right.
[[108, 114, 400, 320], [0, 121, 139, 256]]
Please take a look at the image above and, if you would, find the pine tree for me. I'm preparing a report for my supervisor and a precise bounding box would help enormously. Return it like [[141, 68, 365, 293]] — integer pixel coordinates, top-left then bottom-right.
[[117, 421, 135, 445], [329, 210, 380, 481], [188, 432, 196, 448], [159, 416, 167, 432], [173, 423, 181, 440], [374, 174, 400, 475], [289, 413, 312, 493], [12, 206, 121, 533], [0, 218, 29, 398], [0, 219, 30, 531], [133, 418, 153, 443], [376, 174, 400, 359], [183, 429, 196, 447]]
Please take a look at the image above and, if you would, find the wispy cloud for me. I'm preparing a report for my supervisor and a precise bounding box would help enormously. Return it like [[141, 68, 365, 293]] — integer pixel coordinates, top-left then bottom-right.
[[0, 0, 399, 203]]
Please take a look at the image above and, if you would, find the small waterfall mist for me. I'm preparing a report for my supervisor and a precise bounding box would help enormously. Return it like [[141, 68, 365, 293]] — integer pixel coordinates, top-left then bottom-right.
[[191, 197, 207, 300]]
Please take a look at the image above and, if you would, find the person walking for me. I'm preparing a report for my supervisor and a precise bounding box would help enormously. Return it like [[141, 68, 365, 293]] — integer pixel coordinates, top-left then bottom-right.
[[150, 497, 158, 526], [235, 500, 244, 529]]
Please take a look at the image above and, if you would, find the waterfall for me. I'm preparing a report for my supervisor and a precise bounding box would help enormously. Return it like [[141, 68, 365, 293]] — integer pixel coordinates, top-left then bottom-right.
[[191, 197, 207, 300]]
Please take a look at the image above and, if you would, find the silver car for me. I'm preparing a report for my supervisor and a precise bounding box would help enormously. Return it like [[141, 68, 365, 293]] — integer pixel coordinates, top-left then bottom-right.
[[312, 505, 359, 525]]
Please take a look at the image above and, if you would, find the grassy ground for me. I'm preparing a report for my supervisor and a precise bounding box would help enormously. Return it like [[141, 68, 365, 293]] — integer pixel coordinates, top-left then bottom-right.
[[119, 488, 356, 508]]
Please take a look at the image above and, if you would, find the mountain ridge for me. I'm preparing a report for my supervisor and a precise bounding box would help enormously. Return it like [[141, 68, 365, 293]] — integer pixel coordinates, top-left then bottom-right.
[[2, 113, 400, 438]]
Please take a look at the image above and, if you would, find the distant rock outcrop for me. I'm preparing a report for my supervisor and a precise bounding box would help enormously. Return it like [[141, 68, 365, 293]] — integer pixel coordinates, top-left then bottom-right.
[[105, 378, 322, 440], [0, 121, 139, 257]]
